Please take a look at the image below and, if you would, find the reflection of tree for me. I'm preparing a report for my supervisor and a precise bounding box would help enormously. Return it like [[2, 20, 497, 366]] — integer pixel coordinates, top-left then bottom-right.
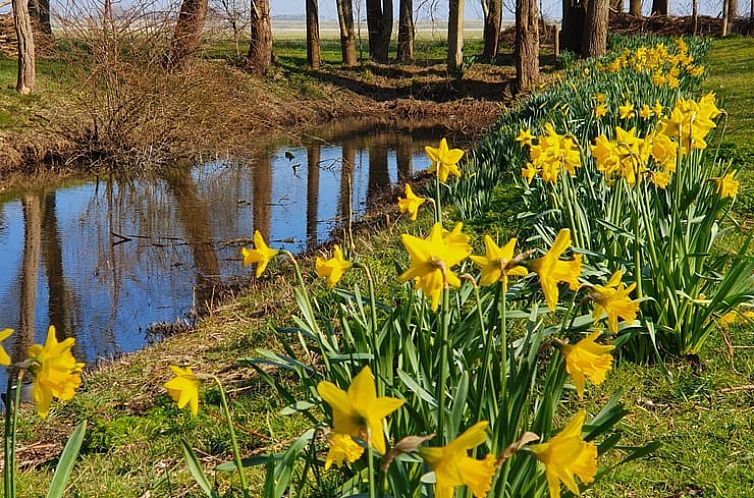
[[42, 191, 71, 340], [252, 153, 272, 242], [367, 136, 390, 204], [306, 143, 320, 250], [396, 138, 413, 183], [16, 193, 42, 363], [339, 142, 356, 222]]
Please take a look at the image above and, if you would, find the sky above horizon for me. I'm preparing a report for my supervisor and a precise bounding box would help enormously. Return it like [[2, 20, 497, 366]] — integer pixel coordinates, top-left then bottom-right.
[[270, 0, 733, 21]]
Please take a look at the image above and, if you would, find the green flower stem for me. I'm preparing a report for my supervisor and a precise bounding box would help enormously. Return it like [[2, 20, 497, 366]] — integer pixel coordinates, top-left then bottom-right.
[[499, 287, 508, 420], [9, 370, 22, 498], [437, 286, 451, 440], [4, 376, 12, 498], [474, 281, 496, 423], [212, 377, 250, 498], [359, 264, 382, 396], [367, 447, 376, 498], [435, 172, 443, 225]]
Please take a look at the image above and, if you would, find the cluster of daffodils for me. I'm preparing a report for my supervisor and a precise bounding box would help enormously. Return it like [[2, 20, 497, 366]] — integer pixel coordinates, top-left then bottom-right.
[[516, 124, 581, 184], [0, 326, 84, 418], [598, 39, 704, 89], [596, 98, 664, 122]]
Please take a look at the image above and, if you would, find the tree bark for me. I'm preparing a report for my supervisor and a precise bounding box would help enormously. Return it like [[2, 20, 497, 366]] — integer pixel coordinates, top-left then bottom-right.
[[482, 0, 502, 61], [366, 0, 392, 62], [12, 0, 36, 94], [248, 0, 273, 75], [692, 0, 698, 34], [447, 0, 465, 73], [561, 0, 586, 54], [516, 0, 539, 92], [306, 0, 321, 69], [729, 0, 737, 18], [397, 0, 414, 62], [583, 0, 609, 57], [629, 0, 642, 15], [722, 0, 729, 35], [166, 0, 209, 70], [336, 0, 357, 66], [651, 0, 667, 15], [28, 0, 51, 35], [610, 0, 624, 12]]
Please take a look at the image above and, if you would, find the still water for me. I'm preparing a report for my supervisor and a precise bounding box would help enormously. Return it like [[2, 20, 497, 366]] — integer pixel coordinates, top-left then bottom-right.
[[0, 122, 449, 367]]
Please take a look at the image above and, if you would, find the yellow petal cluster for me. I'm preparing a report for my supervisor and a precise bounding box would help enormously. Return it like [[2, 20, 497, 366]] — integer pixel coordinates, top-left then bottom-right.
[[317, 366, 404, 455], [397, 184, 426, 221], [521, 124, 581, 184], [164, 365, 201, 417], [590, 271, 640, 333], [315, 245, 353, 288], [713, 170, 739, 199], [562, 331, 615, 399], [421, 421, 497, 498], [600, 41, 704, 87], [324, 432, 365, 470], [398, 223, 472, 310], [28, 326, 85, 418], [242, 230, 279, 277], [531, 229, 582, 311], [661, 93, 721, 155], [470, 235, 529, 290], [425, 138, 464, 183], [530, 411, 598, 498], [0, 328, 12, 366]]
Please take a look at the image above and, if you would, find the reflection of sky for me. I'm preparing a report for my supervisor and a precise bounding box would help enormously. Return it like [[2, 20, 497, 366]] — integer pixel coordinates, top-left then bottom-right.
[[0, 132, 433, 372]]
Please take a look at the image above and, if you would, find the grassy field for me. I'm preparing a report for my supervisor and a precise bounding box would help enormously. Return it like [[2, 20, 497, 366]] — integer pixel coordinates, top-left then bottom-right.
[[6, 35, 754, 498]]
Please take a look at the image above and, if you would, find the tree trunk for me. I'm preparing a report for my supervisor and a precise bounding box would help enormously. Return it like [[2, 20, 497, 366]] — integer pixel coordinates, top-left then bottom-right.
[[336, 0, 357, 66], [692, 0, 698, 33], [447, 0, 464, 73], [610, 0, 624, 12], [651, 0, 667, 15], [248, 0, 273, 75], [339, 143, 355, 224], [28, 0, 51, 35], [396, 139, 412, 182], [516, 0, 539, 92], [729, 0, 737, 18], [722, 0, 729, 35], [482, 0, 502, 61], [561, 0, 585, 55], [306, 0, 321, 69], [366, 0, 392, 62], [42, 191, 69, 340], [629, 0, 642, 15], [17, 194, 42, 363], [306, 144, 320, 250], [583, 0, 609, 57], [12, 0, 36, 95], [252, 153, 272, 241], [166, 0, 209, 69], [397, 0, 414, 62]]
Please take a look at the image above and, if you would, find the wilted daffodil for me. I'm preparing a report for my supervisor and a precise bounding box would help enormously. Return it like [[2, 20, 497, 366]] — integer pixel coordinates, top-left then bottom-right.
[[425, 138, 464, 183], [531, 229, 582, 311], [714, 170, 739, 199], [399, 223, 472, 311], [325, 432, 365, 470], [398, 184, 426, 221], [561, 330, 615, 399], [0, 328, 12, 366], [530, 410, 598, 498], [315, 245, 353, 288], [317, 365, 404, 455], [164, 365, 201, 417], [27, 326, 85, 418], [589, 271, 640, 333], [241, 230, 279, 277], [470, 235, 529, 290], [421, 421, 497, 498]]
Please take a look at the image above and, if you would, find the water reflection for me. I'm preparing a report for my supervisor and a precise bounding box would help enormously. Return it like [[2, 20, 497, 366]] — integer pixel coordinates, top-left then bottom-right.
[[0, 122, 453, 368]]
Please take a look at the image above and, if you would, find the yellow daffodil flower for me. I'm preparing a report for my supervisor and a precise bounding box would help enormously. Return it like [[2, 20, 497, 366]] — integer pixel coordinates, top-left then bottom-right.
[[590, 271, 640, 333], [595, 93, 606, 104], [398, 184, 426, 221], [315, 245, 353, 288], [398, 223, 472, 310], [470, 235, 529, 290], [521, 163, 538, 184], [317, 365, 404, 455], [531, 229, 582, 311], [164, 365, 201, 417], [652, 170, 671, 189], [27, 326, 85, 418], [618, 101, 635, 120], [242, 230, 279, 277], [561, 330, 615, 399], [639, 104, 652, 120], [421, 421, 497, 498], [515, 128, 534, 147], [325, 432, 364, 469], [0, 328, 12, 366], [530, 410, 598, 498], [425, 138, 464, 183], [594, 103, 608, 120], [652, 72, 667, 87], [714, 170, 739, 199], [652, 100, 664, 117]]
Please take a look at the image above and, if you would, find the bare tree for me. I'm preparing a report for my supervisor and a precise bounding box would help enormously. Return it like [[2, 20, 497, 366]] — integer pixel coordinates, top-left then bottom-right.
[[583, 0, 609, 56], [248, 0, 273, 75], [166, 0, 209, 69], [650, 0, 667, 15], [629, 0, 642, 15], [397, 0, 414, 62], [516, 0, 539, 92], [366, 0, 392, 62], [482, 0, 502, 61], [448, 0, 464, 73], [336, 0, 357, 66], [28, 0, 52, 35], [213, 0, 250, 57], [307, 0, 321, 69], [12, 0, 36, 94]]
